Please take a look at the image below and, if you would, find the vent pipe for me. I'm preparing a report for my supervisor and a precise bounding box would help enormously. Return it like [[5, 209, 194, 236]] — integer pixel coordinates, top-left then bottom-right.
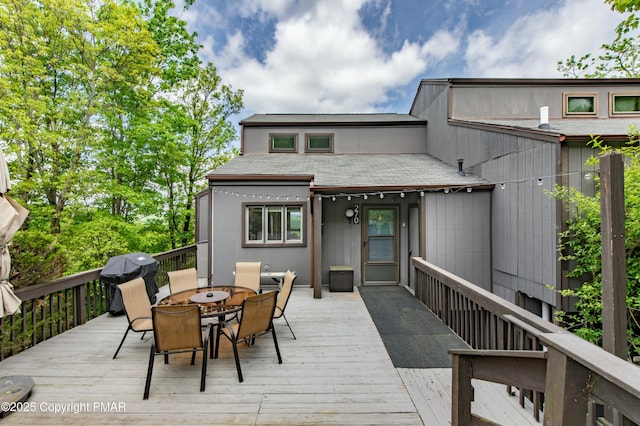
[[538, 106, 551, 129], [457, 159, 465, 176]]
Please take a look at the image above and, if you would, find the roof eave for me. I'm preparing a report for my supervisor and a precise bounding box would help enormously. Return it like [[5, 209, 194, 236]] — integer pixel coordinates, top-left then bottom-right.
[[448, 119, 565, 142], [207, 174, 314, 182]]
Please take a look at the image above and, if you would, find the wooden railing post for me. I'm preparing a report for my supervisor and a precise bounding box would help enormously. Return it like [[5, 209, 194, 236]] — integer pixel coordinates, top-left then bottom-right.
[[73, 285, 86, 326], [542, 346, 590, 426], [450, 352, 473, 426]]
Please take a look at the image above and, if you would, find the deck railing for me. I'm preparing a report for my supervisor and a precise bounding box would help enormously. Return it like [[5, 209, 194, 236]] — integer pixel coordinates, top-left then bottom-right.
[[0, 246, 196, 360], [413, 257, 640, 425]]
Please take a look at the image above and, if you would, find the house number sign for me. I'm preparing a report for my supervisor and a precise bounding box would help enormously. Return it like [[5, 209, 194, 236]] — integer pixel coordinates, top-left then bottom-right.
[[352, 204, 360, 224]]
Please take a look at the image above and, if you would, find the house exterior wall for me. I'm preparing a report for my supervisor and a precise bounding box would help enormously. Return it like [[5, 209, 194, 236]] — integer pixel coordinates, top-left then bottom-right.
[[412, 82, 561, 306], [320, 192, 420, 286], [411, 80, 623, 310], [242, 125, 427, 154], [210, 181, 312, 286], [448, 81, 640, 120], [424, 191, 492, 291]]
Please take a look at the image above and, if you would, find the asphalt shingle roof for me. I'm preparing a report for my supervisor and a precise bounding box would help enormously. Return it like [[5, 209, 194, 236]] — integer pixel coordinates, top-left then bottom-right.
[[209, 154, 488, 188]]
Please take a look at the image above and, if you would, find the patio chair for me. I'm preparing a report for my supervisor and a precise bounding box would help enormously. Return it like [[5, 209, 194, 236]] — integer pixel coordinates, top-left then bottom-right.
[[167, 267, 198, 295], [273, 270, 297, 339], [113, 278, 153, 359], [144, 305, 211, 399], [214, 291, 282, 383], [233, 261, 262, 293]]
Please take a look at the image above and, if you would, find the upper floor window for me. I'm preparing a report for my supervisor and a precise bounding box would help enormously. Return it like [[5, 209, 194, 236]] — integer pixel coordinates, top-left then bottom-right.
[[270, 134, 298, 153], [244, 203, 305, 247], [563, 93, 598, 117], [305, 133, 334, 152], [610, 92, 640, 116]]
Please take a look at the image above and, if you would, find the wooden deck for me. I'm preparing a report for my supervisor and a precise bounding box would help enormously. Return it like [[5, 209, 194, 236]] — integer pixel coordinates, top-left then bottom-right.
[[0, 286, 539, 425]]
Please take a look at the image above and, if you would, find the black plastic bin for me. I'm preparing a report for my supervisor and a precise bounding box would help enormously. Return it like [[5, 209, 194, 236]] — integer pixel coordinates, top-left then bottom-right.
[[100, 252, 159, 314]]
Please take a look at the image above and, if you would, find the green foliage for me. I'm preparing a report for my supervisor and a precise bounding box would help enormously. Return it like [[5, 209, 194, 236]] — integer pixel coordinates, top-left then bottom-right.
[[9, 229, 68, 289], [0, 0, 242, 280], [551, 134, 640, 359], [558, 1, 640, 77]]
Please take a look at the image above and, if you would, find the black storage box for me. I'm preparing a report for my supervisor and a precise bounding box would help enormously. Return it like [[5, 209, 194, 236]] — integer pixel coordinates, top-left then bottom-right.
[[329, 266, 353, 292]]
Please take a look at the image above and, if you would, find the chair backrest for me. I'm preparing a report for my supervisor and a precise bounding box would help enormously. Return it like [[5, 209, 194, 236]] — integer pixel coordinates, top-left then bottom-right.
[[167, 267, 198, 295], [152, 305, 203, 352], [236, 291, 278, 340], [275, 270, 296, 318], [234, 261, 261, 291], [118, 278, 152, 330]]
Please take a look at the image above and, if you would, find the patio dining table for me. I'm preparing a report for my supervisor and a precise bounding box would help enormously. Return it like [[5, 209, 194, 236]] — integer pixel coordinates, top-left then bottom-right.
[[157, 285, 257, 319]]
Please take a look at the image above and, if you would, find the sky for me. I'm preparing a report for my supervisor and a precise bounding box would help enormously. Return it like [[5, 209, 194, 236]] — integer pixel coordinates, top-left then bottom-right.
[[176, 0, 625, 120]]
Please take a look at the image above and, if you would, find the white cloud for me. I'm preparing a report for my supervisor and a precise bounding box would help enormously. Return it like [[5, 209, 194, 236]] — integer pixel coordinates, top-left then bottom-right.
[[204, 1, 459, 114], [464, 0, 623, 77], [188, 0, 625, 118]]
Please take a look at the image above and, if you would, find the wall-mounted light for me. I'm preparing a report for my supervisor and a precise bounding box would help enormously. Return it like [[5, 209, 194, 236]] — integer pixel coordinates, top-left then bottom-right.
[[346, 205, 360, 225]]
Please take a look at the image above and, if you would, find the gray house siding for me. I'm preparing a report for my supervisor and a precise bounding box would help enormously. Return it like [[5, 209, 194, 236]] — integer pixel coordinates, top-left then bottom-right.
[[410, 78, 636, 312], [412, 82, 562, 306], [320, 193, 422, 286], [210, 181, 311, 286], [242, 125, 428, 154], [424, 191, 492, 291], [448, 80, 640, 120]]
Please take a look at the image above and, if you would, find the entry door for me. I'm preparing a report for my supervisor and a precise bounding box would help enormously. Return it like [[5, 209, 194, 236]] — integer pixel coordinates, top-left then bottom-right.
[[362, 206, 399, 284]]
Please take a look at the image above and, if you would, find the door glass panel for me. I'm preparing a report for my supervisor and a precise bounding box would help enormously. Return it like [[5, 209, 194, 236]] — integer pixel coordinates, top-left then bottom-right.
[[363, 207, 398, 283], [367, 209, 395, 262], [367, 209, 395, 236], [368, 236, 394, 261]]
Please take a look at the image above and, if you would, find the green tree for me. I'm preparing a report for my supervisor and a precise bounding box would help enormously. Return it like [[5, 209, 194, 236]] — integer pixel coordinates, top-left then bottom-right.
[[554, 0, 640, 359], [558, 0, 640, 77], [0, 0, 101, 232], [156, 64, 242, 248], [552, 130, 640, 359], [0, 0, 242, 279]]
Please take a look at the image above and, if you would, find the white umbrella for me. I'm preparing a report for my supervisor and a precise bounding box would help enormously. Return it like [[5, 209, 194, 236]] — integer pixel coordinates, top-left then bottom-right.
[[0, 144, 9, 194], [0, 146, 28, 317]]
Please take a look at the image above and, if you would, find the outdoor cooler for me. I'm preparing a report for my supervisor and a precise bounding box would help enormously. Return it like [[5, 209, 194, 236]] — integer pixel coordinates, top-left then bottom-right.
[[100, 252, 159, 314]]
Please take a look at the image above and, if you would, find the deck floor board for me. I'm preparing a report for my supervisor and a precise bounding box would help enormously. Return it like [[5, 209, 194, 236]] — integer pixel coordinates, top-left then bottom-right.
[[0, 286, 539, 425]]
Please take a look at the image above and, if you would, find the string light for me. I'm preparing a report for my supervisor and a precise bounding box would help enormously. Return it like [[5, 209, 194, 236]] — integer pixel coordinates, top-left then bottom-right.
[[210, 170, 591, 201]]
